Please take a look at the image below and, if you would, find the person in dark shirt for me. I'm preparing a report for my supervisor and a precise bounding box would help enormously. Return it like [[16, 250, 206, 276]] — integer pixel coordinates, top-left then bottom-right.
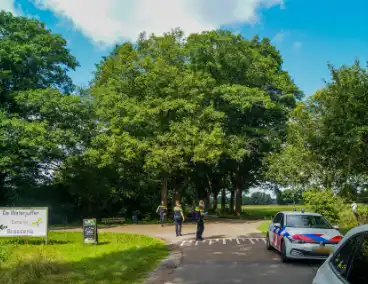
[[156, 201, 167, 227], [195, 200, 205, 241], [173, 200, 185, 237]]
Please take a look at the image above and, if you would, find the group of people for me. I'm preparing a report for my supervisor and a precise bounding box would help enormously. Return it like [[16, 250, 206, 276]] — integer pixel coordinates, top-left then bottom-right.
[[156, 200, 206, 240]]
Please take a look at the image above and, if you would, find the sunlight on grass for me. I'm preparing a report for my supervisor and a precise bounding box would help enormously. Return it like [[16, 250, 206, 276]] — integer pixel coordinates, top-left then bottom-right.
[[257, 221, 271, 235], [217, 204, 304, 220], [0, 232, 168, 284]]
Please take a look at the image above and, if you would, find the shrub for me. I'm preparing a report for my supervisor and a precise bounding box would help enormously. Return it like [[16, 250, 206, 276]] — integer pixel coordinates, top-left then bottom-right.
[[303, 188, 343, 223], [357, 206, 368, 224]]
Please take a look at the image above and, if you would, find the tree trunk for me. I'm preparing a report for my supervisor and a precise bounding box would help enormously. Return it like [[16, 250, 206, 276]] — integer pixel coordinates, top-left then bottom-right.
[[221, 189, 226, 213], [172, 188, 181, 205], [212, 191, 218, 212], [229, 190, 235, 214], [161, 173, 168, 206], [235, 182, 242, 216], [204, 191, 210, 210]]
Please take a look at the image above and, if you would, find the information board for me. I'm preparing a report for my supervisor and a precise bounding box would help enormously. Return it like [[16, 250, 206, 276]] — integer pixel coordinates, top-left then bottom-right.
[[83, 218, 98, 244], [0, 207, 48, 237]]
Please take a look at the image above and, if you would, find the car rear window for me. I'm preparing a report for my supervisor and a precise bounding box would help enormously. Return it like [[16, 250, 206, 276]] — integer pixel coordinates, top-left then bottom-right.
[[286, 215, 332, 229]]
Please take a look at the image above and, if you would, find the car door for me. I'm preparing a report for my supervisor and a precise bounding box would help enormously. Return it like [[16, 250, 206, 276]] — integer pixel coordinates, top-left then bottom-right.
[[269, 213, 282, 249], [275, 213, 285, 250], [315, 233, 363, 283]]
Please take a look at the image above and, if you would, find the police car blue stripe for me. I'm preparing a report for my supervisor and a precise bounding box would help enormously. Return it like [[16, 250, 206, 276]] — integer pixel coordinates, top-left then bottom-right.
[[302, 234, 327, 243]]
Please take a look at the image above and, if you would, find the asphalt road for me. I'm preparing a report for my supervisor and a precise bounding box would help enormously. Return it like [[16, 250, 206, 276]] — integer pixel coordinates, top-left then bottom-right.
[[163, 237, 322, 284]]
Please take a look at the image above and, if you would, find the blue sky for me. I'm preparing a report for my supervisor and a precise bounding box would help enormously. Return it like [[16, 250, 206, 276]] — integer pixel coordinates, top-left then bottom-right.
[[3, 0, 368, 96]]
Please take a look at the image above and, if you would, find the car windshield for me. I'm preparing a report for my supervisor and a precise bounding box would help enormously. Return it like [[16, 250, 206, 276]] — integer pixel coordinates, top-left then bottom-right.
[[286, 215, 332, 229]]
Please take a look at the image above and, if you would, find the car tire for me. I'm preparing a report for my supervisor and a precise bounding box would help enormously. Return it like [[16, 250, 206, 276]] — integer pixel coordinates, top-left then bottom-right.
[[266, 233, 272, 250], [280, 240, 289, 263]]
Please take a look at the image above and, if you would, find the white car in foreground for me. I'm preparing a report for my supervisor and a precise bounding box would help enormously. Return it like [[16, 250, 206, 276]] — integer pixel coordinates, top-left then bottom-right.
[[313, 224, 368, 284], [266, 211, 343, 262]]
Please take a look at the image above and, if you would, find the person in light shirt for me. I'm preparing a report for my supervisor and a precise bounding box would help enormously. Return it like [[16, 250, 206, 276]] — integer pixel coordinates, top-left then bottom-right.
[[351, 202, 359, 224]]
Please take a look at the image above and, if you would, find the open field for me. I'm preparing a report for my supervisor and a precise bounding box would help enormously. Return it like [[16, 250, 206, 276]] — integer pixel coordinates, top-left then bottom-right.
[[217, 204, 304, 220], [0, 232, 168, 284]]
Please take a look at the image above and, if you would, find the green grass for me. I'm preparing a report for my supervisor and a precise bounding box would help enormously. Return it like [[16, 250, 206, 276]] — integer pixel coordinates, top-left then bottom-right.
[[217, 204, 304, 220], [257, 220, 271, 234], [241, 205, 304, 220], [0, 232, 168, 284]]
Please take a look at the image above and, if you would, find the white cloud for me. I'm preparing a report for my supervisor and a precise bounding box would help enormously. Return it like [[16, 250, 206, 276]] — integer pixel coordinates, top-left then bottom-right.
[[29, 0, 284, 45], [0, 0, 16, 14], [272, 31, 288, 44], [293, 41, 302, 48]]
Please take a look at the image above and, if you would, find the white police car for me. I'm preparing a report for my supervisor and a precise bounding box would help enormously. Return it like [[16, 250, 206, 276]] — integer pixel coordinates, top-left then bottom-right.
[[266, 211, 343, 262], [313, 224, 368, 284]]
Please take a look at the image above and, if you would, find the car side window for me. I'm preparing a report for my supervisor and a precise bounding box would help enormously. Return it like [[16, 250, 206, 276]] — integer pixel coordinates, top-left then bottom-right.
[[330, 234, 362, 279], [347, 233, 368, 284], [273, 213, 281, 224], [280, 214, 284, 227]]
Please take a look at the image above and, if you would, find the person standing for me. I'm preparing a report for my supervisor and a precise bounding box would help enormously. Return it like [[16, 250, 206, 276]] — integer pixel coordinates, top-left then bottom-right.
[[351, 202, 359, 225], [195, 200, 205, 241], [173, 201, 185, 237], [156, 201, 167, 227]]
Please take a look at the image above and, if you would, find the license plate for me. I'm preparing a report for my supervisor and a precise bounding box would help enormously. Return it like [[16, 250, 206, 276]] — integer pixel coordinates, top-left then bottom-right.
[[315, 246, 332, 254]]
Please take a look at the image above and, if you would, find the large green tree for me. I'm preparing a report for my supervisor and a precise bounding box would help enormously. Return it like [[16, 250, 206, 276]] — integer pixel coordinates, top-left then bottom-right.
[[186, 31, 302, 214], [0, 12, 83, 206], [89, 30, 224, 206], [267, 61, 368, 199]]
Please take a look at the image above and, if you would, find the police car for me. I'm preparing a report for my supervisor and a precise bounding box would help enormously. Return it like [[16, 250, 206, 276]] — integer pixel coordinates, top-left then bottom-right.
[[266, 210, 343, 262]]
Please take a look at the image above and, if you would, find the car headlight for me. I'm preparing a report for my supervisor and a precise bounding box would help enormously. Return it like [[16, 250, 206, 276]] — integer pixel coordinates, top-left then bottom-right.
[[286, 236, 305, 244]]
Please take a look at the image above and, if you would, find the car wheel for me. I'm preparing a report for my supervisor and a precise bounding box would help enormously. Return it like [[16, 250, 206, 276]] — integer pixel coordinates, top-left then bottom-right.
[[280, 240, 289, 263], [266, 233, 272, 250]]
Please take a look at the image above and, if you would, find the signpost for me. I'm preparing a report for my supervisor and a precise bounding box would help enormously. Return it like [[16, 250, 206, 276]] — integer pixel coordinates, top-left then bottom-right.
[[83, 218, 98, 245], [0, 207, 48, 244]]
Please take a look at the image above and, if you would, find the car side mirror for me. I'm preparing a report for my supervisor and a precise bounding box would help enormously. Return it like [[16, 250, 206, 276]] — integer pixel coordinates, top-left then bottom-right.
[[274, 222, 281, 228], [333, 225, 340, 230]]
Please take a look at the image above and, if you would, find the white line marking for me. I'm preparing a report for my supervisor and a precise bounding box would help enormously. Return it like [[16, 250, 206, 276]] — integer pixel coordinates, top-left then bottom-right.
[[180, 241, 186, 247], [195, 241, 198, 246], [223, 239, 226, 245], [236, 238, 240, 244], [261, 238, 267, 244], [249, 238, 255, 244]]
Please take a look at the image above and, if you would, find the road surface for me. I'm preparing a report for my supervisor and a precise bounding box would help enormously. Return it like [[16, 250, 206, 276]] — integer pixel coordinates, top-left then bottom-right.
[[160, 236, 321, 284]]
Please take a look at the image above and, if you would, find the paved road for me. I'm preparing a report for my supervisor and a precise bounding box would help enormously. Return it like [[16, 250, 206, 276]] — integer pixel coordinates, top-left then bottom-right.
[[162, 237, 321, 284]]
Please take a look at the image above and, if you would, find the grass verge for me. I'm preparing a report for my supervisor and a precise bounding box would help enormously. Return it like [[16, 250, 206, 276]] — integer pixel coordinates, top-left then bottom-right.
[[0, 232, 168, 284], [257, 220, 271, 235]]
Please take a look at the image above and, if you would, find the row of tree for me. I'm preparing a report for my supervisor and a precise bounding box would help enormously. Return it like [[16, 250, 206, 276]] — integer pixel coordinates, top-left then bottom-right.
[[1, 12, 366, 223]]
